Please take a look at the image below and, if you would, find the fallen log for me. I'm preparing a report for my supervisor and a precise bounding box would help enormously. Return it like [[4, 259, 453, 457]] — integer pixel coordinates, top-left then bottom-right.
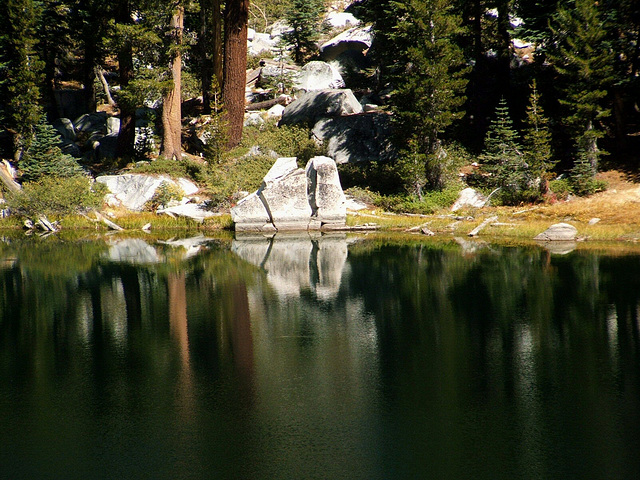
[[245, 95, 289, 111], [94, 211, 125, 231], [0, 160, 21, 193], [468, 215, 499, 237]]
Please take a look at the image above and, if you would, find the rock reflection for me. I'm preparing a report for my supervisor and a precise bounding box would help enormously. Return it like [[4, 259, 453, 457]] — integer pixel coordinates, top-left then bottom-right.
[[232, 233, 348, 299], [105, 235, 215, 264]]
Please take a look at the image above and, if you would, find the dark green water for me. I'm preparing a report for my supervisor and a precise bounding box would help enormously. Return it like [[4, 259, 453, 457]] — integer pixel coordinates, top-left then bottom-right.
[[1, 233, 639, 480]]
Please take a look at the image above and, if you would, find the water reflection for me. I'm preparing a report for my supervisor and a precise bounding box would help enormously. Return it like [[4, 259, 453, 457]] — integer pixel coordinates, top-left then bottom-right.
[[0, 235, 639, 479], [232, 232, 349, 299]]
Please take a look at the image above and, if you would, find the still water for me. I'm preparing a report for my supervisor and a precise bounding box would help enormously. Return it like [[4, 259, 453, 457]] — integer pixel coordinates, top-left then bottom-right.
[[1, 233, 639, 480]]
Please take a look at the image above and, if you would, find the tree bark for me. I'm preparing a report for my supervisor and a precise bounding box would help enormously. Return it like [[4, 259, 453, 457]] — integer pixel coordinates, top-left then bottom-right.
[[115, 1, 135, 159], [199, 0, 223, 114], [95, 65, 116, 107], [223, 0, 250, 149], [162, 5, 184, 160]]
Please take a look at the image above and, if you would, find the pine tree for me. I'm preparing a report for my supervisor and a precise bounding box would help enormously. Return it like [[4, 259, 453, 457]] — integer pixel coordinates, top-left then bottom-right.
[[549, 0, 614, 172], [281, 0, 324, 64], [480, 98, 530, 203], [522, 81, 555, 193], [369, 0, 469, 196], [0, 0, 44, 161], [20, 116, 84, 182]]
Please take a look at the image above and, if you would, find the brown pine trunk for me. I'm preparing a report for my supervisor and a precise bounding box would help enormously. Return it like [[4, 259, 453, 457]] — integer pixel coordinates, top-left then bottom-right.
[[115, 1, 135, 159], [223, 0, 250, 149], [199, 0, 223, 114], [162, 6, 184, 160]]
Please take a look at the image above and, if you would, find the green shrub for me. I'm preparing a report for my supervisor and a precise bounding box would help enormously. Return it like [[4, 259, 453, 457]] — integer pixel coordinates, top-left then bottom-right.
[[549, 178, 571, 199], [205, 154, 274, 207], [7, 176, 107, 218], [130, 157, 207, 183], [145, 181, 184, 210], [371, 186, 461, 214], [241, 122, 323, 163]]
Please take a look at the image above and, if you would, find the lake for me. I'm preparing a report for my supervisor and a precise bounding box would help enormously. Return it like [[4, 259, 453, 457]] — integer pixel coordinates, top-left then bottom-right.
[[1, 233, 639, 479]]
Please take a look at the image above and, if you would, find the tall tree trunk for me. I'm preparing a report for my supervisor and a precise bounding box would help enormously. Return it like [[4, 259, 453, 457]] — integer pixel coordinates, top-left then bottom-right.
[[213, 0, 223, 103], [115, 1, 135, 159], [223, 0, 249, 149], [162, 5, 184, 160], [199, 0, 223, 114], [83, 31, 97, 113]]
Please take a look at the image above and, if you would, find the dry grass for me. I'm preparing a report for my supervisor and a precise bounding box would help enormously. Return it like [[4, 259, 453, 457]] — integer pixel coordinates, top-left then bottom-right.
[[346, 171, 640, 243]]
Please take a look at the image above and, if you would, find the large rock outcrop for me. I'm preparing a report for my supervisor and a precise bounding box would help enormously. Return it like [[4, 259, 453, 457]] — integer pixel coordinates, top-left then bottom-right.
[[311, 113, 395, 164], [279, 89, 362, 128], [97, 174, 199, 211], [295, 61, 345, 91], [231, 156, 346, 232]]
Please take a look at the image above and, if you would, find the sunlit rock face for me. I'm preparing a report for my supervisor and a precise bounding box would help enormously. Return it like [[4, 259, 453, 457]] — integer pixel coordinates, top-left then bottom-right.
[[231, 233, 348, 299], [231, 156, 346, 232]]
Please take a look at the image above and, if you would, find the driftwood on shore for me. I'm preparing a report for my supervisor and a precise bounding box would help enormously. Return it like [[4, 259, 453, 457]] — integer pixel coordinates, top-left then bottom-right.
[[468, 215, 498, 237]]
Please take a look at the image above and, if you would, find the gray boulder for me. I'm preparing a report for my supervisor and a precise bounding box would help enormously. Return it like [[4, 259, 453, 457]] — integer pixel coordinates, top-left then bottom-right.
[[311, 113, 396, 164], [320, 26, 372, 61], [248, 32, 276, 55], [97, 174, 199, 211], [279, 89, 362, 128], [52, 118, 76, 142], [306, 156, 346, 224], [231, 156, 346, 232], [74, 112, 108, 134], [261, 158, 313, 230], [534, 223, 578, 241], [295, 61, 345, 91], [451, 188, 488, 211]]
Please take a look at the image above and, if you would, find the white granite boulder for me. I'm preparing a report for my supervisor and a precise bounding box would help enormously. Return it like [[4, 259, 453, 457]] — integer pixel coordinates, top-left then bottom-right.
[[295, 61, 345, 91], [451, 188, 488, 211], [306, 156, 346, 224], [231, 156, 347, 232], [279, 89, 362, 128], [261, 158, 314, 230], [97, 174, 199, 211], [534, 223, 578, 241]]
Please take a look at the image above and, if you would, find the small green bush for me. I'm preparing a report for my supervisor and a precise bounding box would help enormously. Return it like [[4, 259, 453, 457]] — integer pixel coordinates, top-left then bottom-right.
[[205, 154, 274, 207], [549, 178, 571, 199], [371, 186, 462, 214], [130, 157, 207, 183], [145, 181, 185, 210], [241, 122, 323, 163], [7, 176, 107, 218]]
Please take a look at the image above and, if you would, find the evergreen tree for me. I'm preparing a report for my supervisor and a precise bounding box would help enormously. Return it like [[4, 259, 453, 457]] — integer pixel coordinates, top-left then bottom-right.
[[522, 81, 555, 193], [281, 0, 324, 64], [480, 97, 531, 203], [19, 116, 84, 181], [0, 0, 44, 161], [366, 0, 469, 196], [548, 0, 614, 172]]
